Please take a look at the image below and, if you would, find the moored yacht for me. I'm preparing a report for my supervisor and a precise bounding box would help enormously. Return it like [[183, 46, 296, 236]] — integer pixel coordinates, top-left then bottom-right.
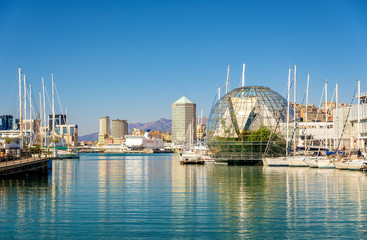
[[317, 157, 335, 168], [263, 157, 289, 167], [286, 156, 308, 167]]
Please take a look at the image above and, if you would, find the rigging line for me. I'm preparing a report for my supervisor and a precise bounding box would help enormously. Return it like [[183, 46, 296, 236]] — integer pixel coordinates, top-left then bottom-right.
[[264, 78, 291, 156], [336, 82, 358, 151], [286, 90, 307, 154], [54, 81, 64, 115], [313, 84, 325, 122], [45, 86, 53, 113]]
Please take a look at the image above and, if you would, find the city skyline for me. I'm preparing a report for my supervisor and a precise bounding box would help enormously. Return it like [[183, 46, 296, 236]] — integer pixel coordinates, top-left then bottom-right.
[[1, 1, 367, 135]]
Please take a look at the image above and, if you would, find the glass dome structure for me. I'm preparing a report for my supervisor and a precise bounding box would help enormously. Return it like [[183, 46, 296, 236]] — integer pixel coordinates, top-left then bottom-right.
[[206, 86, 293, 161]]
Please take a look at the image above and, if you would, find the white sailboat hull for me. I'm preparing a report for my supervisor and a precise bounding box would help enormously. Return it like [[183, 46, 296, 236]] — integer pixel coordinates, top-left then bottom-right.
[[317, 158, 335, 169], [304, 157, 318, 168], [263, 157, 289, 167], [287, 156, 308, 167]]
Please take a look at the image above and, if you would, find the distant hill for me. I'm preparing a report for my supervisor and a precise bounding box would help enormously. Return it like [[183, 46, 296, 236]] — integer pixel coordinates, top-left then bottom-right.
[[79, 118, 172, 141], [128, 118, 172, 133], [79, 132, 98, 142], [79, 117, 208, 141]]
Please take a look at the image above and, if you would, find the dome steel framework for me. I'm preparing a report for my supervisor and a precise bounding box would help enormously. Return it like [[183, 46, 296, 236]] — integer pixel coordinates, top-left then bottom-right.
[[206, 86, 293, 163]]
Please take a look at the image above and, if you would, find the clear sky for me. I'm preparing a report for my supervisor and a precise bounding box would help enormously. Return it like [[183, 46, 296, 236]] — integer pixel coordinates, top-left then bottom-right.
[[0, 0, 367, 135]]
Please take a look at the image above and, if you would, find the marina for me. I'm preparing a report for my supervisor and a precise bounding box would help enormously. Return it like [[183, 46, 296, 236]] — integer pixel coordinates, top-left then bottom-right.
[[1, 153, 367, 239], [1, 1, 367, 238]]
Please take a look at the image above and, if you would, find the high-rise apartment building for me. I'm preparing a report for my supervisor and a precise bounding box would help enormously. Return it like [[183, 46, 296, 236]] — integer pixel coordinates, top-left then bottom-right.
[[98, 116, 110, 145], [172, 96, 196, 144], [111, 119, 128, 139]]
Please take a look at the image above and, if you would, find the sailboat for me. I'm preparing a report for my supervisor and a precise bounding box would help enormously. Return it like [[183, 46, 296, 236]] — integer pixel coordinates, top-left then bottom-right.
[[263, 67, 293, 167], [333, 80, 365, 170], [287, 68, 309, 167]]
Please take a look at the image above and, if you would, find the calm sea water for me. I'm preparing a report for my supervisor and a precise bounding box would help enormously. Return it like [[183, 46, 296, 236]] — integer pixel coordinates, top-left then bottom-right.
[[1, 153, 367, 239]]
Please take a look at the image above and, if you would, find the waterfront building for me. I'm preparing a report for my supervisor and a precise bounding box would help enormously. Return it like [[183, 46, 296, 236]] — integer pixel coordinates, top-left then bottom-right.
[[48, 114, 67, 131], [0, 115, 14, 130], [150, 130, 164, 139], [55, 124, 79, 146], [132, 128, 145, 136], [125, 131, 164, 149], [98, 116, 110, 145], [111, 119, 128, 139], [206, 86, 291, 162], [172, 96, 196, 144], [163, 132, 172, 142]]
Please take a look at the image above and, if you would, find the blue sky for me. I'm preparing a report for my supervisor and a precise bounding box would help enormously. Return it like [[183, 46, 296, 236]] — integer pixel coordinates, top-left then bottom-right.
[[0, 0, 366, 135]]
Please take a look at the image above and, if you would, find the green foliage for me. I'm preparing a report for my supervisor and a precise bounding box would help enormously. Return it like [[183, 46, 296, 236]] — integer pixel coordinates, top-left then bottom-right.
[[51, 137, 60, 144], [31, 145, 41, 154], [208, 126, 286, 157], [4, 137, 13, 145]]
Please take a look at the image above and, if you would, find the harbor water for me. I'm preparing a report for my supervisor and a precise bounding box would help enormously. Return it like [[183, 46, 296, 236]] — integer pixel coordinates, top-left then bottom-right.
[[1, 153, 367, 239]]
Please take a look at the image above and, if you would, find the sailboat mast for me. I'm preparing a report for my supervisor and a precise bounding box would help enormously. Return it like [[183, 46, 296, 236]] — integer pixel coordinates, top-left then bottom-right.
[[325, 81, 328, 151], [305, 73, 309, 156], [226, 65, 230, 94], [66, 108, 69, 149], [24, 74, 27, 145], [39, 92, 42, 147], [29, 84, 33, 145], [42, 77, 46, 144], [335, 82, 338, 149], [358, 80, 361, 150], [286, 68, 291, 156], [52, 73, 55, 138], [241, 63, 246, 87], [293, 65, 297, 156], [218, 87, 221, 100], [18, 68, 23, 148]]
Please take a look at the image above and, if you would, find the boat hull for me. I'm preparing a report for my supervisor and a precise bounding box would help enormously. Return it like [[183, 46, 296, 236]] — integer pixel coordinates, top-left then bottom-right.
[[263, 157, 289, 167], [317, 159, 335, 169], [287, 157, 308, 167], [304, 158, 318, 168]]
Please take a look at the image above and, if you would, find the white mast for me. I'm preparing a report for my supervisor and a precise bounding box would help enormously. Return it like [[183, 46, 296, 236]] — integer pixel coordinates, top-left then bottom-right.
[[200, 110, 203, 141], [358, 80, 361, 150], [218, 87, 221, 100], [305, 73, 310, 156], [29, 84, 33, 146], [24, 74, 27, 145], [52, 73, 55, 138], [18, 68, 23, 148], [325, 80, 328, 150], [241, 63, 246, 87], [39, 92, 42, 147], [286, 68, 291, 156], [42, 77, 46, 144], [335, 82, 339, 149], [293, 65, 297, 156], [226, 65, 230, 94]]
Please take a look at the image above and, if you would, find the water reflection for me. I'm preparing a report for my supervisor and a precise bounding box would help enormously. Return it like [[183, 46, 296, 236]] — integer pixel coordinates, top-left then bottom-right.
[[0, 154, 367, 238]]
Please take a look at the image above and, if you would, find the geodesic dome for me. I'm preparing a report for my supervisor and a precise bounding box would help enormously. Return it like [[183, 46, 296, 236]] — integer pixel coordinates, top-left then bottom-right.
[[207, 86, 293, 142]]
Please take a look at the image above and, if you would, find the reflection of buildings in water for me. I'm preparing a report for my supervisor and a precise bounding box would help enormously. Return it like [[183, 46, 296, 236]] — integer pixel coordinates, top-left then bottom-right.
[[0, 176, 50, 235], [263, 167, 367, 238], [170, 153, 212, 229]]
